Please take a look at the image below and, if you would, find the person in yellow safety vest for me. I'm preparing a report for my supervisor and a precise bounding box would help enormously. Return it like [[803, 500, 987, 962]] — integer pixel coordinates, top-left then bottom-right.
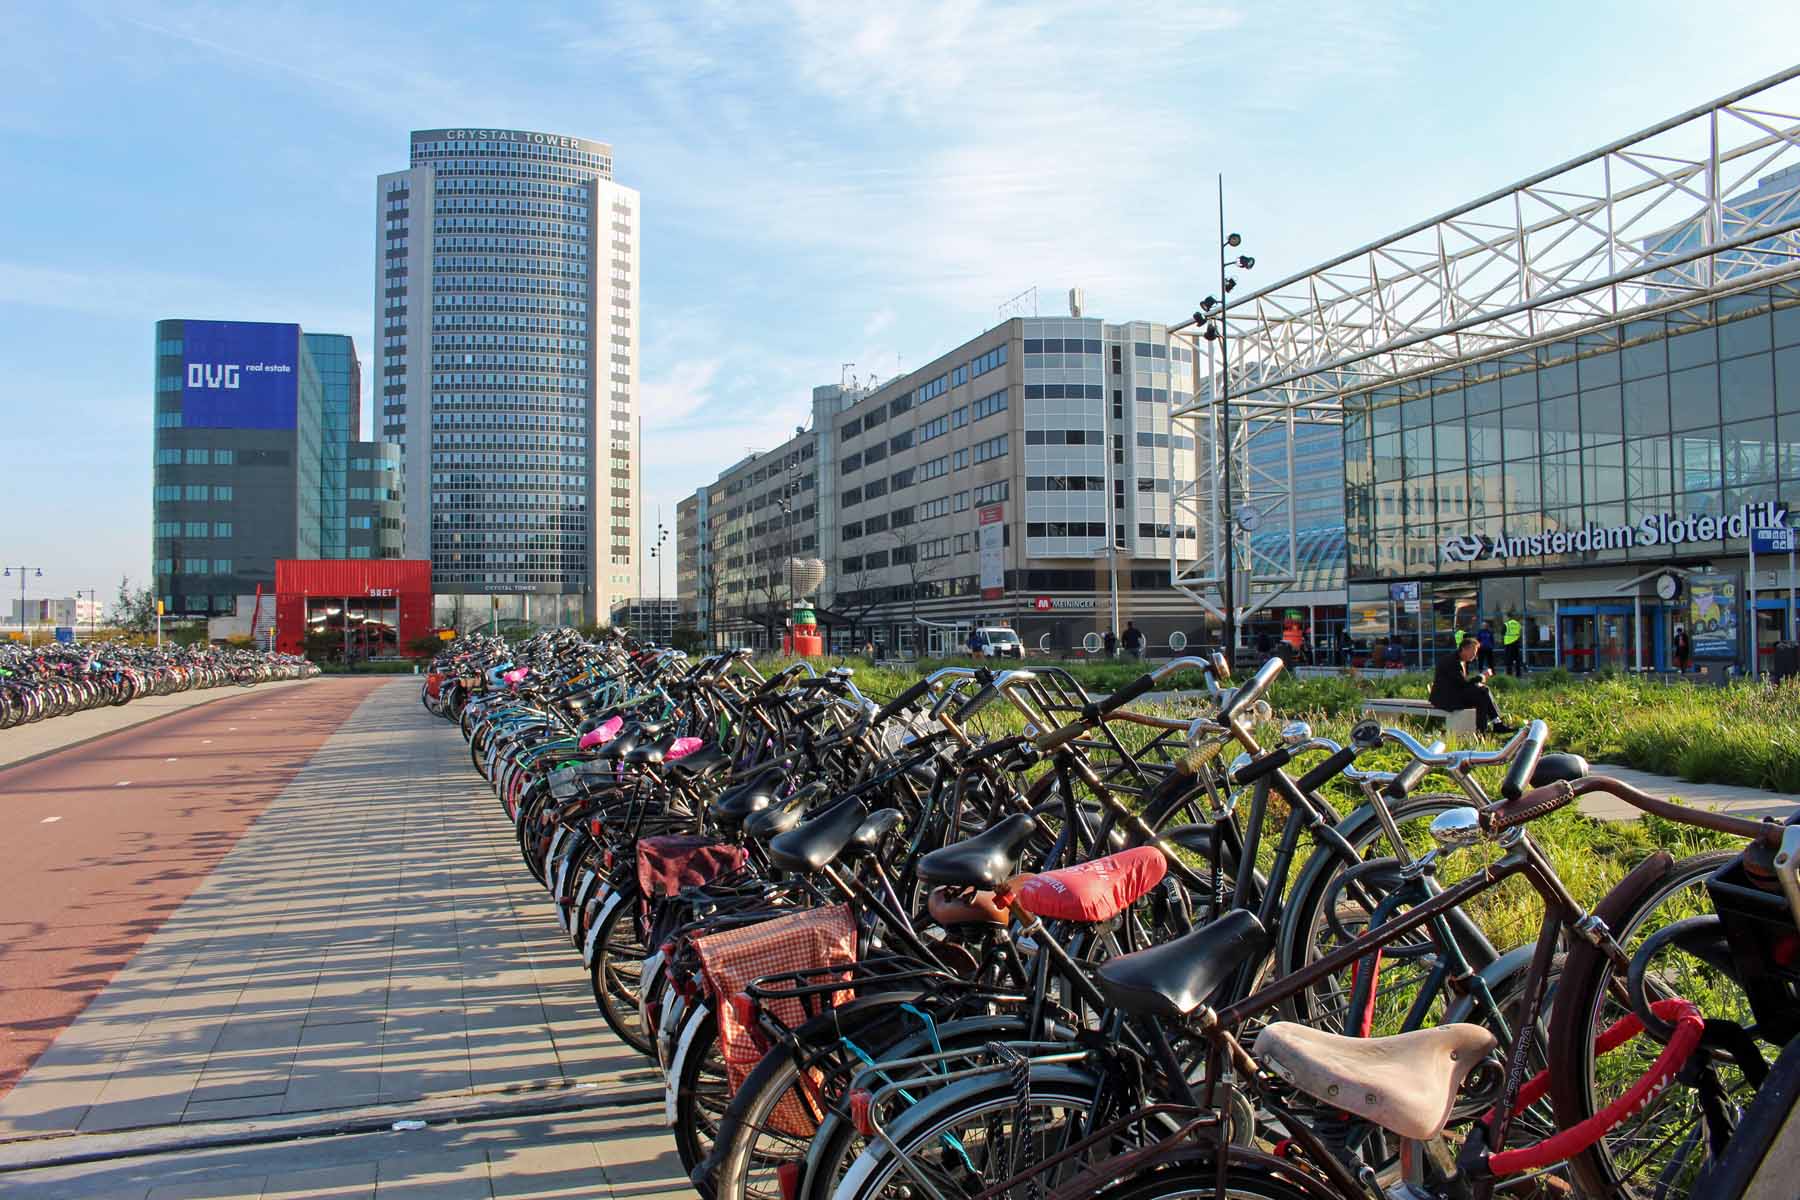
[[1453, 628, 1465, 648], [1502, 615, 1524, 677]]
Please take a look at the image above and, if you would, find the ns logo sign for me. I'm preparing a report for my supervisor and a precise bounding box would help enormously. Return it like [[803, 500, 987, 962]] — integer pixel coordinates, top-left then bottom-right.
[[187, 363, 242, 390], [1440, 533, 1487, 563]]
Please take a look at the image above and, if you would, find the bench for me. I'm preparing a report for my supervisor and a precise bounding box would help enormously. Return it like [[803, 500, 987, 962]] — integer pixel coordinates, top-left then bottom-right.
[[1361, 697, 1477, 735]]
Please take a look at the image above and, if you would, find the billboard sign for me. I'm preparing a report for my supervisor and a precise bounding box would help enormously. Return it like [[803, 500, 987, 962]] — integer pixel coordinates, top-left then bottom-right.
[[978, 504, 1005, 600], [181, 320, 300, 429], [54, 626, 74, 644], [1687, 572, 1740, 660]]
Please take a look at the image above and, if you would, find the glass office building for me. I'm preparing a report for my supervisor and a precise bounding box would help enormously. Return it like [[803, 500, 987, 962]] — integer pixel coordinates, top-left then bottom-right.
[[306, 332, 360, 558], [378, 128, 641, 628], [1342, 281, 1800, 672]]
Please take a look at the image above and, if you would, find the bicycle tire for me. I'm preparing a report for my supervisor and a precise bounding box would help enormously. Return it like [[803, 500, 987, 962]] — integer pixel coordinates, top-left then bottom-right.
[[1545, 848, 1742, 1199], [590, 888, 654, 1056]]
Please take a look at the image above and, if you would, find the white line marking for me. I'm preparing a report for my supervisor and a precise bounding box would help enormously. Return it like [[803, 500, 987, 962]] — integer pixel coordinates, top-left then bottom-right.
[[40, 816, 61, 824], [202, 739, 213, 744], [114, 780, 131, 787], [165, 757, 178, 763]]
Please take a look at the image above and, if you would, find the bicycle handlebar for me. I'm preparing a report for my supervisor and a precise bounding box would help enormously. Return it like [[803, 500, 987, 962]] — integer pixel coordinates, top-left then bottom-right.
[[1220, 655, 1284, 725], [1483, 775, 1782, 845], [1499, 719, 1549, 801]]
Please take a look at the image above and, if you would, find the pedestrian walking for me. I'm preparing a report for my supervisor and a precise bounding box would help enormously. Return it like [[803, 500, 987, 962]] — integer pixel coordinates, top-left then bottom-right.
[[1122, 621, 1144, 660], [1674, 623, 1691, 672], [1102, 629, 1117, 658], [1476, 621, 1497, 674]]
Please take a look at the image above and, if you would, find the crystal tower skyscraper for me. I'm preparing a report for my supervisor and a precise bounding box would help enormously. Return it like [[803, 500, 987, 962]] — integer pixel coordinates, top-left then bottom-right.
[[377, 128, 640, 627]]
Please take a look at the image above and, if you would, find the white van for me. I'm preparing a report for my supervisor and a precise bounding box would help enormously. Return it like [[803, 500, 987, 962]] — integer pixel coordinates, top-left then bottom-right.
[[975, 627, 1023, 659]]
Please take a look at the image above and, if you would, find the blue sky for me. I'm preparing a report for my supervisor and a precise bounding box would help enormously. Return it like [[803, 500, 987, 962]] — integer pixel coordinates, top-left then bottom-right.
[[1, 2, 1793, 604]]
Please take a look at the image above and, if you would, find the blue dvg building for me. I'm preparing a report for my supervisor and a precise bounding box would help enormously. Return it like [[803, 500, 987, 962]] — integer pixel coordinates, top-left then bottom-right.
[[152, 319, 399, 617]]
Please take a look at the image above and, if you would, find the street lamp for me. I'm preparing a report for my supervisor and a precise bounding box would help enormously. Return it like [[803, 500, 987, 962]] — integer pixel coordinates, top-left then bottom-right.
[[648, 518, 670, 644], [1192, 175, 1256, 661], [76, 587, 99, 640], [5, 566, 45, 646]]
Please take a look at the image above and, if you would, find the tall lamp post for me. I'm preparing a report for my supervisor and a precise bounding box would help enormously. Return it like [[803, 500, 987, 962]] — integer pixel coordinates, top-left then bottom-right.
[[649, 517, 669, 645], [5, 566, 44, 646], [1192, 178, 1256, 661]]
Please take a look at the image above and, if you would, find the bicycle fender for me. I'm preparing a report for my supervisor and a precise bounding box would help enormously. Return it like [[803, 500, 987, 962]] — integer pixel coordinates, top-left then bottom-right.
[[667, 1004, 712, 1125], [583, 888, 625, 967], [834, 1063, 1101, 1200], [638, 949, 665, 1033], [659, 992, 690, 1075], [570, 868, 600, 946]]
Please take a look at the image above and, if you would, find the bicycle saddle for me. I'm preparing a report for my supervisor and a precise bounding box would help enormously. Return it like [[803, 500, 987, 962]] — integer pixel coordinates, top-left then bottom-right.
[[1095, 909, 1268, 1019], [849, 808, 903, 854], [622, 732, 679, 765], [710, 761, 796, 824], [1014, 845, 1167, 924], [668, 744, 730, 779], [594, 729, 643, 761], [1530, 752, 1589, 786], [1254, 1021, 1496, 1141], [744, 782, 827, 842], [766, 797, 869, 873], [915, 813, 1039, 890]]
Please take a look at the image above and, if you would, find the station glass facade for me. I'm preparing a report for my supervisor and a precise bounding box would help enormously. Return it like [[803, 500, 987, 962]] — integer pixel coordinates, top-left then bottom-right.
[[1341, 279, 1800, 671]]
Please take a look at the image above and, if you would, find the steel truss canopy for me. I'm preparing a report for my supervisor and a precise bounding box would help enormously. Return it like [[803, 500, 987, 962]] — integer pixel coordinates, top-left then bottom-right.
[[1172, 65, 1800, 412]]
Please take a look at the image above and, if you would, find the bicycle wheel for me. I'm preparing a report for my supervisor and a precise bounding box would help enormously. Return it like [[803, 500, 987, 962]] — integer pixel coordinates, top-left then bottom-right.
[[1087, 1151, 1339, 1200], [589, 889, 654, 1056], [833, 1067, 1105, 1200], [1278, 792, 1493, 1034], [671, 1006, 734, 1185], [1545, 848, 1744, 1199]]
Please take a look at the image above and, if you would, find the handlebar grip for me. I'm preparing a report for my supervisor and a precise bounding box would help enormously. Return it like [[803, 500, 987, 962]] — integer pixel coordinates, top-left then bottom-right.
[[1097, 673, 1158, 716], [1383, 743, 1442, 799], [1229, 746, 1291, 786], [1500, 720, 1550, 802], [1220, 656, 1284, 724], [872, 677, 933, 725], [1483, 779, 1576, 833], [794, 676, 837, 691], [754, 664, 805, 697], [953, 684, 999, 722], [1295, 745, 1359, 796]]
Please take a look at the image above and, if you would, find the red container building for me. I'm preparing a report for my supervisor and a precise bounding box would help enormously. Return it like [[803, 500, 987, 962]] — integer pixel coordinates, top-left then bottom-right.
[[274, 559, 432, 657]]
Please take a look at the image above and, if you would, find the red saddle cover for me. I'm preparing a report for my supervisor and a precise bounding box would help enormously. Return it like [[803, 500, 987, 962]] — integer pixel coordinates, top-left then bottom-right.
[[1015, 845, 1168, 923]]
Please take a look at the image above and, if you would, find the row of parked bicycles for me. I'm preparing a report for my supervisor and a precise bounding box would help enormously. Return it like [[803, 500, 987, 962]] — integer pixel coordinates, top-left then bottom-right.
[[0, 641, 318, 729], [426, 629, 1800, 1199]]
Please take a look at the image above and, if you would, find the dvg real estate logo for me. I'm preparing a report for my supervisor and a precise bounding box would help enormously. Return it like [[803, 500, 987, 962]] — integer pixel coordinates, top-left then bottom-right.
[[186, 363, 242, 390], [1440, 532, 1486, 563]]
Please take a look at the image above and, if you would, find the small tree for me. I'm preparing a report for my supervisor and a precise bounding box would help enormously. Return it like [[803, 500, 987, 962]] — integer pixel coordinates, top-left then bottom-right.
[[885, 528, 948, 656], [114, 575, 157, 634]]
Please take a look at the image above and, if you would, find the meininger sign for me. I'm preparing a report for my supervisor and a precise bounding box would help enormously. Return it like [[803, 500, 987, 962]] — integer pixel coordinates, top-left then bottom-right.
[[1440, 501, 1788, 564]]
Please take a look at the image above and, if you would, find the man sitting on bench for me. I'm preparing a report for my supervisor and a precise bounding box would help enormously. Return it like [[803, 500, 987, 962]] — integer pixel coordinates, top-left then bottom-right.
[[1429, 636, 1516, 735]]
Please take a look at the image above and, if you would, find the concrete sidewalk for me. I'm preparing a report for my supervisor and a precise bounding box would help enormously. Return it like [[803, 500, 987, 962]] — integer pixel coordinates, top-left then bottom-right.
[[0, 679, 677, 1199], [0, 677, 315, 770]]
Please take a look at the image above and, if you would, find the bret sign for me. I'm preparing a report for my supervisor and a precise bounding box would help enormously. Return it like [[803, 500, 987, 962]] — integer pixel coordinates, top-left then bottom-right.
[[1441, 501, 1789, 564]]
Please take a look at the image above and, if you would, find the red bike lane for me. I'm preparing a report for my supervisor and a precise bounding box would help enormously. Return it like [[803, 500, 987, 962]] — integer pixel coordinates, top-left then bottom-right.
[[0, 675, 392, 1095]]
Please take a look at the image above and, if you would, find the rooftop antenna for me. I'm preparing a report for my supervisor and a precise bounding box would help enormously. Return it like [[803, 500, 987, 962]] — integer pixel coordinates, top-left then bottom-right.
[[997, 286, 1039, 324]]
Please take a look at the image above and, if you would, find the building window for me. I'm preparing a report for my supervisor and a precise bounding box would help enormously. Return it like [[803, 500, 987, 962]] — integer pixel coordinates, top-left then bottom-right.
[[155, 448, 181, 465], [213, 559, 232, 574], [184, 485, 208, 500], [214, 522, 232, 537], [156, 411, 182, 428], [973, 434, 1008, 463], [213, 485, 233, 501], [953, 448, 970, 470], [214, 449, 235, 465], [350, 546, 372, 558], [974, 481, 1009, 504], [954, 491, 970, 512], [184, 448, 210, 465], [973, 389, 1008, 420], [951, 406, 969, 429], [154, 485, 180, 501], [183, 558, 210, 575], [184, 521, 209, 537]]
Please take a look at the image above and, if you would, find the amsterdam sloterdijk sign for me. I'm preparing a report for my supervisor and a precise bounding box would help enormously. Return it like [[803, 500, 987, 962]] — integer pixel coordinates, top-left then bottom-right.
[[1440, 501, 1788, 564]]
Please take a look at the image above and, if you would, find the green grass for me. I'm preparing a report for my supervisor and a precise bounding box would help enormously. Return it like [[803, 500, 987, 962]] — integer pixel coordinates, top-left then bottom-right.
[[817, 653, 1800, 794]]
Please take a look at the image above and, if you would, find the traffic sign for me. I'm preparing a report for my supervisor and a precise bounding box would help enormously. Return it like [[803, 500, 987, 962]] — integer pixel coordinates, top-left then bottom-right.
[[1753, 526, 1795, 554], [54, 626, 74, 644]]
